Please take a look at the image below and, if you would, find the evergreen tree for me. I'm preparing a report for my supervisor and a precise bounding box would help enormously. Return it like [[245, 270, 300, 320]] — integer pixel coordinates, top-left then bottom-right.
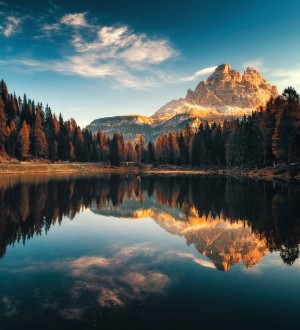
[[110, 133, 121, 166], [18, 121, 31, 160], [7, 120, 17, 157], [146, 141, 155, 164], [183, 123, 193, 164], [58, 113, 68, 160], [0, 79, 9, 105], [276, 108, 297, 163], [168, 132, 180, 164], [0, 98, 9, 155], [33, 108, 48, 158], [69, 141, 75, 161]]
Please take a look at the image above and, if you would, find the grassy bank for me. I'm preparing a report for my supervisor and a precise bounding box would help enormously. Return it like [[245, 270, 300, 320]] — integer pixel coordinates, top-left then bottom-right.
[[0, 161, 300, 181]]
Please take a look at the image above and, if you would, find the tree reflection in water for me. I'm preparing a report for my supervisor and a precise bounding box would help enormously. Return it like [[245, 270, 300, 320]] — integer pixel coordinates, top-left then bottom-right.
[[0, 174, 299, 268]]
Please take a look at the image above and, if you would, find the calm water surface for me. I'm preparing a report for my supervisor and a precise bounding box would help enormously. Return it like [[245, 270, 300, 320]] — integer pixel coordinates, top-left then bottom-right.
[[0, 174, 300, 330]]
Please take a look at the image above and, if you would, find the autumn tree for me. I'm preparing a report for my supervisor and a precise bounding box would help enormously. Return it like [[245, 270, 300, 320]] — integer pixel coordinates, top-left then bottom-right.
[[168, 132, 180, 164], [18, 121, 31, 160], [126, 140, 137, 162], [69, 141, 75, 161], [7, 120, 17, 157]]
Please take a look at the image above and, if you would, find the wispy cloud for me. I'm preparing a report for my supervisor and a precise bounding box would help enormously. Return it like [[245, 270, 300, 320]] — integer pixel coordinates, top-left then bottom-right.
[[179, 66, 217, 82], [242, 60, 264, 70], [0, 8, 214, 89], [177, 252, 216, 269], [13, 244, 171, 310], [271, 66, 300, 91], [70, 23, 176, 66], [60, 12, 89, 27], [0, 11, 177, 89], [0, 15, 21, 37], [65, 244, 170, 308], [242, 59, 271, 73], [41, 23, 61, 32]]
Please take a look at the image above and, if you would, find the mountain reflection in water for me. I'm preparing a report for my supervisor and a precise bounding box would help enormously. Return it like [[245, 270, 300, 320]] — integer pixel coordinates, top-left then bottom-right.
[[0, 174, 299, 270]]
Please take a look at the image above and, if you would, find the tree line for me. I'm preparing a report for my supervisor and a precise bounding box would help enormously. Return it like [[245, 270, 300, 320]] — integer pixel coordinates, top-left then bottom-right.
[[154, 87, 300, 168], [0, 79, 299, 166]]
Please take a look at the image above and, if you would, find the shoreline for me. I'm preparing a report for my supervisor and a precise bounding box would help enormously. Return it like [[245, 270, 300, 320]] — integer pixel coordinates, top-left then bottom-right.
[[0, 162, 299, 182]]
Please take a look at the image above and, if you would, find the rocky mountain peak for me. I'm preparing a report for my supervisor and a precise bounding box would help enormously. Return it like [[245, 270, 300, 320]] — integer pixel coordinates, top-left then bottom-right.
[[203, 64, 241, 89], [87, 63, 279, 139], [215, 63, 232, 73], [176, 63, 278, 117]]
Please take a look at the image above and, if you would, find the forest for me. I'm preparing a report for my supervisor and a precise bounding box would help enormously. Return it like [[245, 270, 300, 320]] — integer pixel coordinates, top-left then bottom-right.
[[0, 79, 299, 167]]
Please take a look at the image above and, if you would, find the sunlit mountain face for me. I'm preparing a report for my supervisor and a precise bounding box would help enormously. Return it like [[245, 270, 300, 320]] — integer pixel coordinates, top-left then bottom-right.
[[0, 174, 299, 269]]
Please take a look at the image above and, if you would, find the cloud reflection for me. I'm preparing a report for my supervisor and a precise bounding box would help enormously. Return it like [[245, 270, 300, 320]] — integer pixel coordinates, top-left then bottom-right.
[[177, 252, 216, 269], [65, 245, 170, 308]]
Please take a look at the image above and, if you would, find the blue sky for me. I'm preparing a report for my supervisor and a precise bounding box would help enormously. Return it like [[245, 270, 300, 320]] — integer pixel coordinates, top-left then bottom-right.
[[0, 0, 300, 126]]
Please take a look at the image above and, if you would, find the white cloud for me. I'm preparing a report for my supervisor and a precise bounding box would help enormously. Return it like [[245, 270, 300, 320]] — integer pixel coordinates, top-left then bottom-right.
[[65, 245, 171, 308], [70, 23, 176, 64], [0, 15, 21, 37], [0, 10, 179, 88], [242, 59, 271, 73], [98, 26, 131, 47], [271, 66, 300, 92], [179, 66, 217, 82], [60, 12, 89, 27], [177, 252, 216, 269], [121, 39, 175, 64], [1, 12, 177, 89], [6, 56, 158, 89], [41, 23, 61, 32], [242, 60, 264, 70]]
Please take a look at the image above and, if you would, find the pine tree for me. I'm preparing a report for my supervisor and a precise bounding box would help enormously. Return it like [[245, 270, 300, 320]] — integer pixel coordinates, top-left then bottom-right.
[[168, 132, 180, 164], [191, 124, 206, 166], [110, 133, 121, 166], [58, 113, 68, 160], [146, 141, 155, 164], [69, 141, 75, 161], [260, 103, 276, 164], [18, 121, 31, 160], [33, 108, 48, 158], [276, 108, 297, 163], [126, 140, 137, 162], [7, 120, 17, 157], [0, 98, 9, 155], [183, 123, 193, 165], [0, 79, 9, 105]]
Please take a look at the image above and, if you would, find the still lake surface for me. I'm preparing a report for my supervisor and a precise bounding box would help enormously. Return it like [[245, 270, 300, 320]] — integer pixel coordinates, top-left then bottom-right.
[[0, 174, 300, 330]]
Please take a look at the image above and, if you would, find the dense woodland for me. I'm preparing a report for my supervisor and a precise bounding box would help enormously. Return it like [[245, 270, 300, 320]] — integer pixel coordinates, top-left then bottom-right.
[[0, 79, 299, 167]]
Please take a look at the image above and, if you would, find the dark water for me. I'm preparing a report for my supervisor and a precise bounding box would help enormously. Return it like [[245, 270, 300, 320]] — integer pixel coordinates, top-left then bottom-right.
[[0, 174, 300, 330]]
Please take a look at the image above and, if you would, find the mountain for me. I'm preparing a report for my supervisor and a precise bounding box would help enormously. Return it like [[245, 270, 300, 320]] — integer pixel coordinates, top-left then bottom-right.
[[152, 64, 278, 121], [86, 115, 155, 139], [86, 64, 278, 140]]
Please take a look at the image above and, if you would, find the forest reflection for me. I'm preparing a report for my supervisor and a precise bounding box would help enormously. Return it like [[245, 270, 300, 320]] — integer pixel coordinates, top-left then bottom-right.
[[0, 174, 299, 268]]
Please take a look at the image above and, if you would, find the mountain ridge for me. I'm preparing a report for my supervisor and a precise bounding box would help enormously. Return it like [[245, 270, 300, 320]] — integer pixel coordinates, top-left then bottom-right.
[[86, 64, 278, 140]]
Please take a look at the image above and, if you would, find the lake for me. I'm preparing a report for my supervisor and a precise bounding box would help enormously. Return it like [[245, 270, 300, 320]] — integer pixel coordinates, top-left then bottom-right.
[[0, 174, 300, 330]]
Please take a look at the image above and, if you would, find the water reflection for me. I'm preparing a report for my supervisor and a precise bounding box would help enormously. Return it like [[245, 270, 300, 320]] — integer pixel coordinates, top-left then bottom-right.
[[0, 174, 299, 269]]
